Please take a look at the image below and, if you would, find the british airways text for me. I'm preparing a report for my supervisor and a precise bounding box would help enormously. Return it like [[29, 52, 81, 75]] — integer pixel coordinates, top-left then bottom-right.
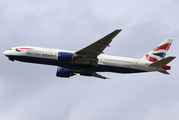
[[26, 52, 57, 58]]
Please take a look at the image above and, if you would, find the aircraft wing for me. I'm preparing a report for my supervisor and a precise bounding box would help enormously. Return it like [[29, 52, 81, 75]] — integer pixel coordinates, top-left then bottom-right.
[[93, 72, 109, 79], [76, 29, 122, 58], [71, 70, 109, 79], [73, 29, 122, 66]]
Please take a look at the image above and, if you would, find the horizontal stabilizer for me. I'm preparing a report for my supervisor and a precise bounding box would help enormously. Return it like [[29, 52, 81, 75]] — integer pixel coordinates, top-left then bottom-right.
[[149, 56, 176, 67], [159, 70, 170, 74]]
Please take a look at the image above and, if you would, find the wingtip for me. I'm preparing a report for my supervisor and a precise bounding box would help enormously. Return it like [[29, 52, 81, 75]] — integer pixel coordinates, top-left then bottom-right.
[[116, 29, 122, 32], [113, 29, 122, 34]]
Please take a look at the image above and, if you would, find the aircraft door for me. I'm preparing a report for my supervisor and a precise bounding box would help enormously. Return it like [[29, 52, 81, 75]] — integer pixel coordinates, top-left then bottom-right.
[[133, 60, 138, 68]]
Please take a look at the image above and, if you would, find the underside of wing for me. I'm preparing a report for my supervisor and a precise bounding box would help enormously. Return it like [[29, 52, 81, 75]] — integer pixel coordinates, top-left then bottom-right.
[[93, 72, 109, 79], [72, 29, 122, 66]]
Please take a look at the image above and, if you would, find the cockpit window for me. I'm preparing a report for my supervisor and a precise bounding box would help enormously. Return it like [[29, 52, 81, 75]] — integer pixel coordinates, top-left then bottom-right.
[[9, 48, 12, 50]]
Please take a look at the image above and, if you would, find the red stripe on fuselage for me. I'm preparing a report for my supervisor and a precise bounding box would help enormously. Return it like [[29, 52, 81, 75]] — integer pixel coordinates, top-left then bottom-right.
[[16, 48, 34, 50]]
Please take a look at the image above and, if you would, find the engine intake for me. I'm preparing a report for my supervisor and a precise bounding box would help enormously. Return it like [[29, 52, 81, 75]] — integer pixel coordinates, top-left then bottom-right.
[[56, 68, 74, 78], [58, 52, 74, 61]]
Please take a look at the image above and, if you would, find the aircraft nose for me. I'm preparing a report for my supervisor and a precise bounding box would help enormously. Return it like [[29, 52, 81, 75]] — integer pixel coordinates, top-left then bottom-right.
[[3, 50, 9, 56]]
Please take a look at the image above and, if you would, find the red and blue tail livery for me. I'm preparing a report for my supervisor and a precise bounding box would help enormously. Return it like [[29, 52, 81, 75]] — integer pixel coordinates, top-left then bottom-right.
[[141, 39, 173, 62], [3, 30, 176, 79]]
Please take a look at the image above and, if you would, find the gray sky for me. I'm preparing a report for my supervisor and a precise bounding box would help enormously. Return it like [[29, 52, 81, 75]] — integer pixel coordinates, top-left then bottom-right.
[[0, 0, 179, 120]]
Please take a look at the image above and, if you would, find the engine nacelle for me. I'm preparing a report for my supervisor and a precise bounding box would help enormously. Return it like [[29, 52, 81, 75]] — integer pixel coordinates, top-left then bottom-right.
[[58, 52, 74, 61], [56, 68, 73, 78]]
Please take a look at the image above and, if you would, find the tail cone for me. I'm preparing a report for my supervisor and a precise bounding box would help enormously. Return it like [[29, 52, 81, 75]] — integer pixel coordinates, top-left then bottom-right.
[[162, 65, 171, 70]]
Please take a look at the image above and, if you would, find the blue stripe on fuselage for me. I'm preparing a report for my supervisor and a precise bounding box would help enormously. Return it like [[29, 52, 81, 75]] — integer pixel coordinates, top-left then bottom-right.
[[96, 64, 145, 73], [6, 55, 146, 73]]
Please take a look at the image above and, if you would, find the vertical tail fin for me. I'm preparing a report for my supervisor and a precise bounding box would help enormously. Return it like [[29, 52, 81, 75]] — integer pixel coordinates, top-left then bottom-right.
[[141, 39, 173, 62]]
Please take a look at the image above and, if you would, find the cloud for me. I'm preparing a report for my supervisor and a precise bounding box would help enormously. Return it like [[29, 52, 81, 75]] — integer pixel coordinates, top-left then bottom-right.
[[144, 100, 179, 120], [0, 0, 179, 120]]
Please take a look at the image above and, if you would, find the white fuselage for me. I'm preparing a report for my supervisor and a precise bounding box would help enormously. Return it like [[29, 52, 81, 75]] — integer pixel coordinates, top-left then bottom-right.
[[3, 46, 164, 74]]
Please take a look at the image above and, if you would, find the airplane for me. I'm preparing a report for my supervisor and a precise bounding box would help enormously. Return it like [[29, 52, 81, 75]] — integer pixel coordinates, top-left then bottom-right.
[[3, 29, 176, 79]]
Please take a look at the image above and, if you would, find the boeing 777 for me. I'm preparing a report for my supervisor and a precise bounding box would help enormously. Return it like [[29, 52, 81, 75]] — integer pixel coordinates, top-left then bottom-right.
[[3, 29, 176, 79]]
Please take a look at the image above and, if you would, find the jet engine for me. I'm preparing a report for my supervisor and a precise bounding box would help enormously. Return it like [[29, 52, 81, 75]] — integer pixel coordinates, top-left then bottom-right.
[[57, 52, 75, 61], [56, 68, 74, 78]]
